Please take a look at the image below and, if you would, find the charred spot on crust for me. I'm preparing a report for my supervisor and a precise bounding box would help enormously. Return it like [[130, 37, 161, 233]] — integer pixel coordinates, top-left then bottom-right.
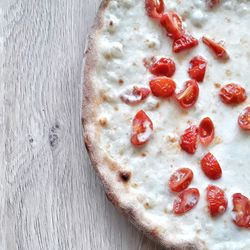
[[119, 171, 131, 183], [118, 79, 124, 85], [214, 83, 221, 88], [155, 102, 160, 109], [99, 117, 108, 127]]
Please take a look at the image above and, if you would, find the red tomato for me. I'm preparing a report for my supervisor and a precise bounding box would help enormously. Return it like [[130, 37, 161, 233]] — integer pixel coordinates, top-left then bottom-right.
[[238, 107, 250, 131], [232, 193, 250, 229], [199, 117, 215, 146], [180, 125, 198, 154], [202, 36, 229, 60], [131, 110, 153, 146], [145, 0, 164, 19], [201, 153, 222, 180], [188, 56, 207, 82], [173, 34, 199, 53], [169, 168, 194, 192], [220, 83, 247, 105], [120, 86, 151, 105], [206, 0, 221, 8], [160, 11, 184, 40], [149, 57, 176, 77], [175, 80, 199, 109], [207, 185, 228, 217], [173, 188, 200, 215], [149, 77, 176, 98]]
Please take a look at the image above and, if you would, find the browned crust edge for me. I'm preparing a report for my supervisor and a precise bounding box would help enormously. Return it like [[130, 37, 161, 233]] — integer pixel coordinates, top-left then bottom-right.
[[82, 1, 203, 249]]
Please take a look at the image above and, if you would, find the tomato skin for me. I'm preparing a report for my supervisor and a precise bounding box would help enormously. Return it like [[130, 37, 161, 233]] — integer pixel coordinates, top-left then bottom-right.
[[188, 56, 207, 82], [131, 110, 153, 146], [173, 188, 200, 215], [201, 153, 222, 180], [202, 36, 229, 60], [199, 117, 215, 146], [207, 185, 228, 217], [149, 77, 176, 98], [232, 193, 250, 229], [169, 168, 194, 192], [175, 80, 199, 109], [173, 34, 199, 53], [220, 83, 247, 105], [180, 125, 199, 154], [120, 86, 151, 105], [238, 107, 250, 131], [160, 11, 184, 40], [145, 0, 164, 19], [206, 0, 221, 8], [140, 87, 151, 100], [149, 57, 176, 77]]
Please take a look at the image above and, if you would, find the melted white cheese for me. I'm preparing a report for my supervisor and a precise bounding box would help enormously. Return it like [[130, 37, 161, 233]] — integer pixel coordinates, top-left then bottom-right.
[[93, 0, 250, 249]]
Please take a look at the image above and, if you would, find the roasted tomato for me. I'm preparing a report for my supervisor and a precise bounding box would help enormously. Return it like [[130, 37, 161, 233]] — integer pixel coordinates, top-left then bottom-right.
[[207, 185, 228, 217], [202, 36, 229, 60], [149, 77, 176, 98], [232, 193, 250, 229], [180, 125, 199, 154], [169, 168, 194, 192], [120, 86, 151, 105], [201, 152, 222, 180], [188, 56, 207, 82], [175, 80, 199, 109], [173, 34, 199, 53], [149, 57, 176, 77], [173, 188, 200, 215], [220, 83, 247, 105], [238, 107, 250, 131], [131, 110, 153, 146], [145, 0, 164, 19], [160, 11, 184, 40], [206, 0, 221, 8], [199, 117, 215, 146]]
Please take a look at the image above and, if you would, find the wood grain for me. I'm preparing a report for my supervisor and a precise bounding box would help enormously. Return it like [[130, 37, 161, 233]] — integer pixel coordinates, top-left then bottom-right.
[[1, 0, 167, 249]]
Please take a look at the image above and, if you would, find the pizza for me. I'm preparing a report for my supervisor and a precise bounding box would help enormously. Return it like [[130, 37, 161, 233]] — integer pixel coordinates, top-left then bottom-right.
[[83, 0, 250, 249]]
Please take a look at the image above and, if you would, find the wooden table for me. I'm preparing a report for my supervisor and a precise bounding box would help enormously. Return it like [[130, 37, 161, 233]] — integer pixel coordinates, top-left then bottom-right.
[[1, 0, 167, 249]]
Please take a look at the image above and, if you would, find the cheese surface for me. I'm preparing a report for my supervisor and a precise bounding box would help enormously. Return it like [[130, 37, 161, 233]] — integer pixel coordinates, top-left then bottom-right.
[[90, 0, 250, 249]]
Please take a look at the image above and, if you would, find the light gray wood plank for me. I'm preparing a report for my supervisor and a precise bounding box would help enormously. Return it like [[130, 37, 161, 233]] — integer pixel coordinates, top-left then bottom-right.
[[1, 0, 167, 249]]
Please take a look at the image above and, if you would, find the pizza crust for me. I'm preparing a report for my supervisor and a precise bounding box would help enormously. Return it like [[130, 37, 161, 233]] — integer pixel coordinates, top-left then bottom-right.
[[82, 1, 205, 249]]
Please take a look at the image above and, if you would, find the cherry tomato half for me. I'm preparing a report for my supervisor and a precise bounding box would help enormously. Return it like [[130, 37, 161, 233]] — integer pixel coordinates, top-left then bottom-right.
[[120, 86, 151, 105], [160, 11, 184, 40], [169, 168, 194, 192], [201, 152, 222, 180], [180, 125, 199, 154], [149, 77, 176, 98], [131, 110, 153, 146], [173, 34, 199, 53], [202, 36, 229, 60], [145, 0, 164, 19], [232, 193, 250, 229], [199, 117, 215, 146], [238, 107, 250, 131], [173, 188, 200, 215], [175, 80, 199, 109], [207, 185, 228, 217], [188, 56, 207, 82], [220, 83, 247, 105], [149, 57, 176, 77]]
